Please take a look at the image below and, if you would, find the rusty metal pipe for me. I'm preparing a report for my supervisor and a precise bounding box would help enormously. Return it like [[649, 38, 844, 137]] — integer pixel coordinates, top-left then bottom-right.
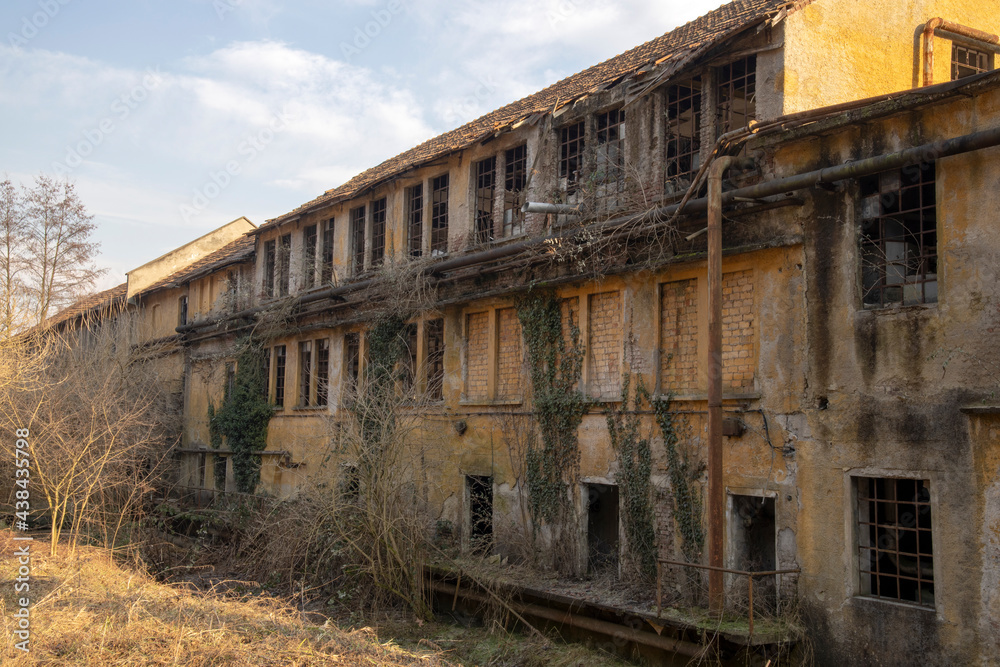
[[924, 18, 1000, 86], [521, 201, 583, 215], [707, 155, 736, 617]]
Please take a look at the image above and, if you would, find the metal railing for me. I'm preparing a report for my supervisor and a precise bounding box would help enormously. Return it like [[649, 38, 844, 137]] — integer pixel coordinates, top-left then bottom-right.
[[656, 559, 800, 637]]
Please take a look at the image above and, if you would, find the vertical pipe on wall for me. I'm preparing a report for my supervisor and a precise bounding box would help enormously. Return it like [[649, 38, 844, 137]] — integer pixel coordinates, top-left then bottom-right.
[[706, 155, 736, 617]]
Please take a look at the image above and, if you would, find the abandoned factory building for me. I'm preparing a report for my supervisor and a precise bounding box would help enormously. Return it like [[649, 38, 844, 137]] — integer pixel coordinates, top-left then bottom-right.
[[49, 0, 1000, 663]]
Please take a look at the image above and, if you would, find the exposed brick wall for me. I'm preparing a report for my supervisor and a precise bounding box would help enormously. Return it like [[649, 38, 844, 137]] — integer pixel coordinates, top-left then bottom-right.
[[496, 307, 522, 400], [465, 311, 489, 401], [660, 279, 698, 392], [588, 291, 622, 400], [722, 270, 754, 391]]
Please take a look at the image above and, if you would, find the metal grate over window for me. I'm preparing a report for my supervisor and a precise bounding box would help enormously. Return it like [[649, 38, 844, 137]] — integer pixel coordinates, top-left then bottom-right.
[[370, 197, 387, 267], [717, 56, 756, 136], [559, 121, 585, 194], [857, 477, 934, 607], [350, 205, 366, 274], [859, 163, 937, 307], [596, 108, 626, 200], [503, 144, 527, 237], [431, 174, 449, 255], [474, 157, 496, 244], [407, 184, 423, 258], [952, 43, 992, 80], [666, 77, 702, 186]]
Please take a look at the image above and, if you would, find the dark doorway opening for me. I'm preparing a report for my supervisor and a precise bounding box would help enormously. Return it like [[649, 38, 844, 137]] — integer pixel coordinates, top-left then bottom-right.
[[467, 475, 493, 554], [731, 495, 776, 609], [587, 483, 619, 573]]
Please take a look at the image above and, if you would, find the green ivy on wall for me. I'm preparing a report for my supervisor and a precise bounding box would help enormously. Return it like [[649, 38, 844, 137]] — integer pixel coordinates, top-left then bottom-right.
[[605, 373, 656, 580], [207, 341, 272, 494], [652, 394, 704, 563], [515, 290, 588, 529]]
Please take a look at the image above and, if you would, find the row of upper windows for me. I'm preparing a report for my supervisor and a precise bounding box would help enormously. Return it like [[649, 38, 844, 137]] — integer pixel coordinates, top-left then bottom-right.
[[263, 318, 446, 410], [257, 56, 759, 298]]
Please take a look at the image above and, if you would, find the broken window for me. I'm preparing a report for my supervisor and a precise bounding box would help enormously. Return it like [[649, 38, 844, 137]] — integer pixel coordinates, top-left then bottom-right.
[[467, 475, 493, 554], [263, 239, 276, 297], [431, 174, 449, 255], [426, 318, 444, 401], [276, 234, 291, 297], [474, 156, 496, 244], [274, 345, 287, 408], [298, 340, 313, 407], [559, 121, 585, 194], [344, 332, 361, 388], [666, 77, 702, 187], [302, 224, 317, 289], [731, 495, 776, 610], [596, 108, 626, 203], [407, 184, 423, 257], [717, 56, 756, 136], [503, 144, 527, 237], [952, 43, 993, 80], [857, 477, 934, 607], [321, 217, 335, 284], [317, 338, 330, 407], [586, 483, 619, 572], [371, 197, 387, 267], [350, 205, 366, 274], [178, 295, 188, 326], [859, 163, 937, 307]]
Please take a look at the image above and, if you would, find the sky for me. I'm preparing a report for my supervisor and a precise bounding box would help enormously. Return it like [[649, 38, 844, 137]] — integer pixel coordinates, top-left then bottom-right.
[[0, 0, 728, 289]]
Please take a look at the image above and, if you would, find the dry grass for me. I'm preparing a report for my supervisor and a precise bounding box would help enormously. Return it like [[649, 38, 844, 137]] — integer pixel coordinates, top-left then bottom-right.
[[0, 531, 448, 666]]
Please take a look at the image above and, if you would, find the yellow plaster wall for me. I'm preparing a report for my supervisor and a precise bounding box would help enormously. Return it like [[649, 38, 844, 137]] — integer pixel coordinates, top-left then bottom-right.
[[782, 0, 999, 114]]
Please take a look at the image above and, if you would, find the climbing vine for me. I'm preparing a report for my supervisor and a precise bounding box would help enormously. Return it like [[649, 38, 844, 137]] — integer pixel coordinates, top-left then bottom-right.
[[515, 291, 588, 532], [652, 395, 704, 562], [207, 341, 272, 494], [353, 314, 407, 465], [605, 373, 656, 580]]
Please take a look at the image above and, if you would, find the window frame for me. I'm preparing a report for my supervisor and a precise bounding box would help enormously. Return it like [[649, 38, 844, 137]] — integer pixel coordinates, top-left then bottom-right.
[[407, 184, 424, 258], [302, 224, 318, 290], [850, 472, 937, 610], [272, 344, 287, 408], [558, 120, 586, 195], [857, 162, 938, 309], [350, 205, 366, 275], [431, 174, 449, 256], [370, 197, 387, 268], [951, 42, 994, 80]]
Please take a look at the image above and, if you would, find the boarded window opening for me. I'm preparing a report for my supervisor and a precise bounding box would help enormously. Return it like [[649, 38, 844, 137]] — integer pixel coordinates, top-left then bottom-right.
[[586, 483, 619, 572], [467, 475, 493, 554], [859, 163, 937, 307], [857, 477, 934, 607]]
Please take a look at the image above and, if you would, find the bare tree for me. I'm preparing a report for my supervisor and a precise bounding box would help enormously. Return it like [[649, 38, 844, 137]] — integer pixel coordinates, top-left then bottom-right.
[[0, 176, 28, 338], [22, 174, 104, 323]]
